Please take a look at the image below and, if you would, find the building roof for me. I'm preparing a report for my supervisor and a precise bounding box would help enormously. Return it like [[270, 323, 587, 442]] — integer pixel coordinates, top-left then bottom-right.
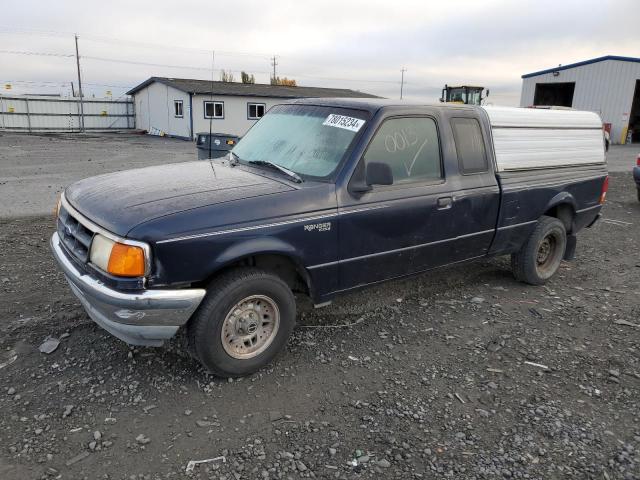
[[522, 55, 640, 79], [126, 76, 381, 99]]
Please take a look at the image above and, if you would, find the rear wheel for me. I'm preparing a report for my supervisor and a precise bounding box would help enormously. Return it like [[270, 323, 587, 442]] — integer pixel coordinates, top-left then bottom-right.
[[511, 216, 567, 285], [187, 267, 296, 377]]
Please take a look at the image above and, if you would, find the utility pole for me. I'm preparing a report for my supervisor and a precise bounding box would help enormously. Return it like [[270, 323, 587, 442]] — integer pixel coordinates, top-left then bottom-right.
[[400, 67, 407, 100], [271, 55, 278, 84], [74, 34, 85, 132]]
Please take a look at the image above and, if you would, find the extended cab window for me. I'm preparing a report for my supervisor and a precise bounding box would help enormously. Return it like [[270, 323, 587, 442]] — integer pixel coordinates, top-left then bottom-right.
[[451, 117, 488, 174], [364, 117, 441, 185]]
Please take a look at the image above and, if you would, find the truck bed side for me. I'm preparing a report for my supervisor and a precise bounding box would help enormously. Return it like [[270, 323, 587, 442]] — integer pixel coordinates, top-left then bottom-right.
[[488, 165, 607, 256]]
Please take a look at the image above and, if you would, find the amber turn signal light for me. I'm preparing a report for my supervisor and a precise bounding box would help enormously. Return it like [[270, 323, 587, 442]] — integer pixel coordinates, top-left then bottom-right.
[[107, 243, 146, 277]]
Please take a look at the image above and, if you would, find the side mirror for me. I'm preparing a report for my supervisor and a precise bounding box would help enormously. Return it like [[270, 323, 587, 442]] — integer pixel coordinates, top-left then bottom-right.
[[351, 162, 393, 193], [366, 162, 393, 186]]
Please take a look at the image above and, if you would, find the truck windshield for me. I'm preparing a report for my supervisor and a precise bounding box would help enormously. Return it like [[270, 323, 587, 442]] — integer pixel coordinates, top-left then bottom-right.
[[232, 104, 369, 179]]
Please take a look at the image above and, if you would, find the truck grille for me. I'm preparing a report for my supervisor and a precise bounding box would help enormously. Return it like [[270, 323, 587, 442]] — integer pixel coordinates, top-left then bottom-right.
[[57, 205, 94, 263]]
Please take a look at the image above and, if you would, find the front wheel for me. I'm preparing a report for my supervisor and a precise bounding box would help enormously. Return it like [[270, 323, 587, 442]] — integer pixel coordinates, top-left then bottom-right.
[[511, 216, 567, 285], [187, 267, 296, 377]]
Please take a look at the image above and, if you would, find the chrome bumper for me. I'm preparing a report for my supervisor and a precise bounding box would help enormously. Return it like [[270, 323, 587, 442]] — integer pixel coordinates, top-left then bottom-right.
[[51, 232, 206, 346]]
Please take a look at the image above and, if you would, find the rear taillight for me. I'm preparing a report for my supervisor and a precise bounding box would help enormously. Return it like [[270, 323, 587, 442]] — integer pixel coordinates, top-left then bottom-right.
[[599, 176, 609, 204], [636, 154, 640, 167]]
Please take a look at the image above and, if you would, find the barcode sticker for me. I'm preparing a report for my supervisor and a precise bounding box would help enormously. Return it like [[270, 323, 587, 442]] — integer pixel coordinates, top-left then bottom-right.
[[323, 114, 366, 132]]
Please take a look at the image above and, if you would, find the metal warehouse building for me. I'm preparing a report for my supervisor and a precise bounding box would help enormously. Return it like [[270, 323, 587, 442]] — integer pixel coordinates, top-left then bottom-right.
[[520, 55, 640, 144], [126, 77, 378, 139]]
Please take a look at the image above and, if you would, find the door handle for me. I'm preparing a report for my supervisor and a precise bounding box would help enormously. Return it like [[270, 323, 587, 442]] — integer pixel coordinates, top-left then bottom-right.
[[437, 196, 453, 209]]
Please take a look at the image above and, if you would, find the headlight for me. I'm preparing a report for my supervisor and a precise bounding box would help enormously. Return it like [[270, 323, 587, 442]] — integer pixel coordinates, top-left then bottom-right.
[[90, 234, 115, 271], [90, 234, 146, 277]]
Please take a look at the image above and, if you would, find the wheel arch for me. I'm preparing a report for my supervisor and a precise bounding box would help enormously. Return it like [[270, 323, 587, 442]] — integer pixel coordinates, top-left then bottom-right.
[[542, 193, 577, 233], [199, 237, 314, 298]]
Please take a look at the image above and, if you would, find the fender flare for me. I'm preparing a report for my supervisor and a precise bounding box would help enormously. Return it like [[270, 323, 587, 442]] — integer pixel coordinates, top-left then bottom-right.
[[543, 192, 577, 214], [210, 237, 315, 296], [542, 192, 577, 232]]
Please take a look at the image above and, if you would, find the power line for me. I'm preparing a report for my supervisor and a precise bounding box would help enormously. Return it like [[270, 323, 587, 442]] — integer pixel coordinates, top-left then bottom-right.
[[0, 28, 408, 86], [0, 49, 74, 58], [0, 26, 71, 38], [82, 55, 216, 72], [285, 71, 399, 84], [83, 82, 132, 89], [0, 79, 69, 85], [0, 27, 273, 59], [82, 55, 400, 85], [82, 34, 273, 59], [0, 44, 413, 89]]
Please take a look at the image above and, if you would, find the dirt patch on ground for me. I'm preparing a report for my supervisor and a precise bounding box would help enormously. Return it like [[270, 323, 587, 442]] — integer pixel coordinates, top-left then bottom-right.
[[0, 172, 639, 479], [0, 132, 194, 217]]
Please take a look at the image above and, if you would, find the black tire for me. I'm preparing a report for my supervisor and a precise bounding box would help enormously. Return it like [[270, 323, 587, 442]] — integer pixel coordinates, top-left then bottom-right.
[[637, 189, 640, 202], [511, 216, 567, 285], [187, 267, 296, 377]]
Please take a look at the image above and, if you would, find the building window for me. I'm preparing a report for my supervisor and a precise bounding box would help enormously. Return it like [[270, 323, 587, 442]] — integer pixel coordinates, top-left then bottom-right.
[[204, 101, 224, 119], [247, 103, 266, 120], [174, 100, 183, 118]]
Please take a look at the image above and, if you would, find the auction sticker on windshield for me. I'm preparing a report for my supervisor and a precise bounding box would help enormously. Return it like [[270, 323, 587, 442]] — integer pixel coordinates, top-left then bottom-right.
[[323, 114, 366, 132]]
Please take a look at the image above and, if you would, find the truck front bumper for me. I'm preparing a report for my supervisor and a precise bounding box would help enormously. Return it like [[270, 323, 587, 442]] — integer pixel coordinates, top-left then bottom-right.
[[51, 233, 206, 346]]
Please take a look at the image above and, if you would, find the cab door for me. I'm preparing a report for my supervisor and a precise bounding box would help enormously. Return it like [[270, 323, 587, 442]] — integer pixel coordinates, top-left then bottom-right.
[[336, 113, 459, 290], [445, 113, 500, 260]]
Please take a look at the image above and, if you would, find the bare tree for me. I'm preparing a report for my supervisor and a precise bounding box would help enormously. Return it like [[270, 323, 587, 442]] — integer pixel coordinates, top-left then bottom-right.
[[241, 71, 255, 84], [220, 70, 235, 83]]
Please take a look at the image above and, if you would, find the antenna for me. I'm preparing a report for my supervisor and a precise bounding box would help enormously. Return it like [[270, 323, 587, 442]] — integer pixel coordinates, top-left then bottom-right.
[[208, 50, 217, 177], [400, 67, 407, 100]]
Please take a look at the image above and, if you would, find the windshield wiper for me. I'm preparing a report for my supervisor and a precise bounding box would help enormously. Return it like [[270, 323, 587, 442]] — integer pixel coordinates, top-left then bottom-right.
[[247, 160, 303, 183]]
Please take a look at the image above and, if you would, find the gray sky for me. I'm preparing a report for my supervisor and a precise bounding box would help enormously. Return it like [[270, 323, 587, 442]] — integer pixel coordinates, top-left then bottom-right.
[[1, 0, 638, 105]]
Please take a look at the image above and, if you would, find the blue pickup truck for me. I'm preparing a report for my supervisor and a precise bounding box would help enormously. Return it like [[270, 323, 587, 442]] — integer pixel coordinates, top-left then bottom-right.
[[51, 99, 608, 377]]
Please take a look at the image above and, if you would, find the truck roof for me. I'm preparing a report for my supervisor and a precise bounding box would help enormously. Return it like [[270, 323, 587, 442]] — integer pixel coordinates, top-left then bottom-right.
[[282, 98, 606, 172], [284, 97, 479, 114]]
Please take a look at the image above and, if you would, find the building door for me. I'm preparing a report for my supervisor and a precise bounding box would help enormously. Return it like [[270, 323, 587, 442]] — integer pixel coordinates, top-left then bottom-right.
[[534, 82, 575, 107]]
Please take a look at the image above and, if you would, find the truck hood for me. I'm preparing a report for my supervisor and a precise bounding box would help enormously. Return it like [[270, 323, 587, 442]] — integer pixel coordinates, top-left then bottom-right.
[[65, 161, 294, 236]]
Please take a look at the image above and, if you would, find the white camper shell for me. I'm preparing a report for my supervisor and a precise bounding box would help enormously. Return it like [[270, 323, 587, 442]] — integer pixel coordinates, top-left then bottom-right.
[[481, 106, 606, 172]]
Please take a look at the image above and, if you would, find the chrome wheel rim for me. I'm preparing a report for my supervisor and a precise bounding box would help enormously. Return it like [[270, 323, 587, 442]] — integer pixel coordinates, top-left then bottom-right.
[[221, 295, 280, 359]]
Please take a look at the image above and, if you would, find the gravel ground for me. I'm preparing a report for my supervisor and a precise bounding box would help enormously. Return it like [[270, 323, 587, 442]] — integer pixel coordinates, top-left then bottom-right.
[[605, 144, 639, 173], [0, 171, 639, 479], [1, 132, 639, 479], [0, 132, 194, 217]]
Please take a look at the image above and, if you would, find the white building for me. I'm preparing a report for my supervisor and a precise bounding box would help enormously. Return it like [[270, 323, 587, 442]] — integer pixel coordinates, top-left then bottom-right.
[[520, 55, 640, 144], [126, 77, 379, 139]]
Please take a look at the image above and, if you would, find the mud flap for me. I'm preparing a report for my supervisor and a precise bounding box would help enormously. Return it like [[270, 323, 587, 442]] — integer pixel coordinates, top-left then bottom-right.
[[586, 213, 601, 228], [564, 234, 577, 261]]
